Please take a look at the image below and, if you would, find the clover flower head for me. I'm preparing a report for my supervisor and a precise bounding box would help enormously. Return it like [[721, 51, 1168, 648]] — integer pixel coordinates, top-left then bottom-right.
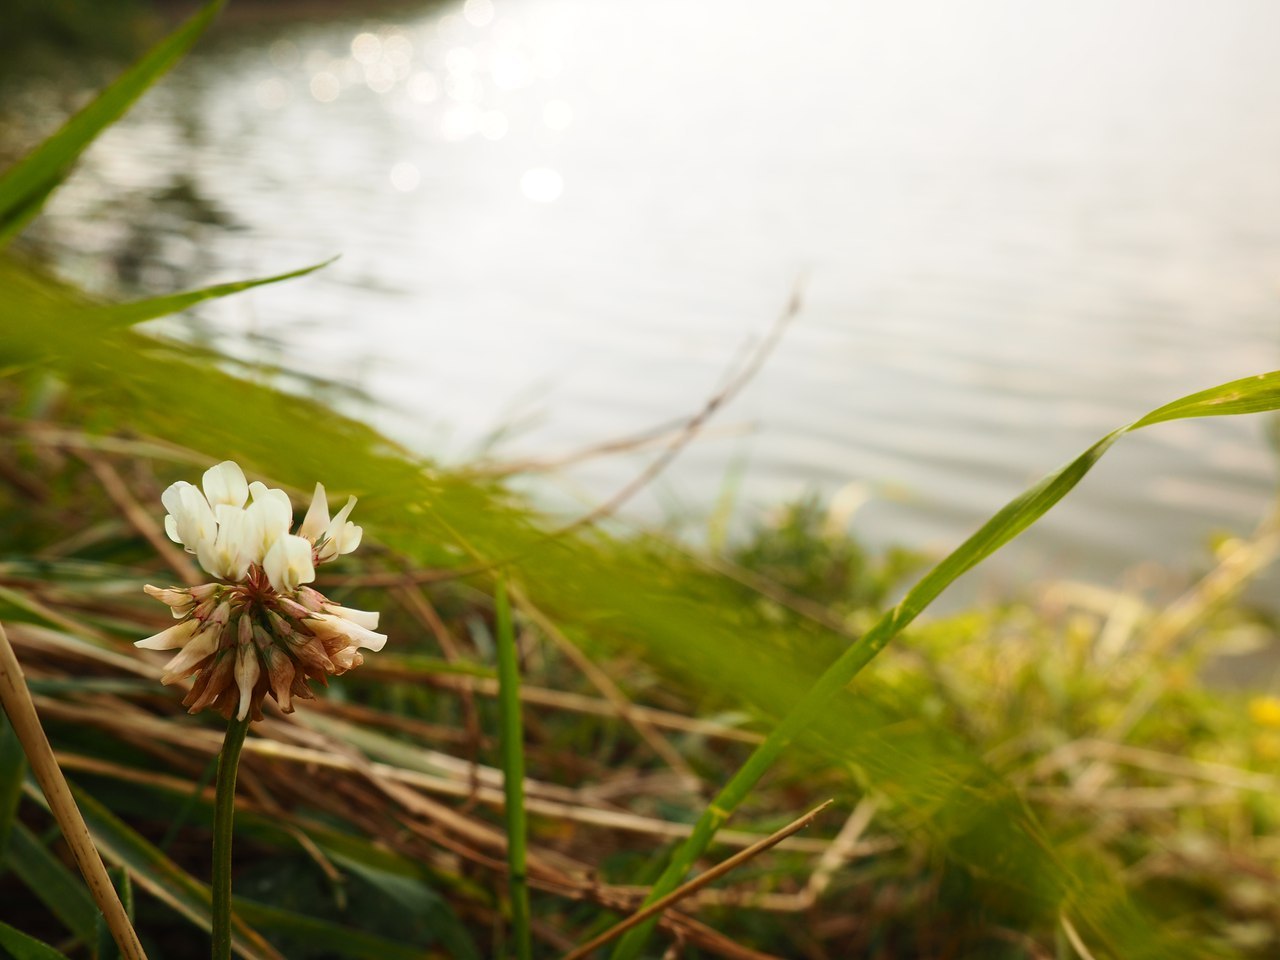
[[139, 461, 385, 721]]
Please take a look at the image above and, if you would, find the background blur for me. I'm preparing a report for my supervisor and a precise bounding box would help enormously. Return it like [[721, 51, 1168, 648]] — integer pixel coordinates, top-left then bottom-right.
[[6, 0, 1280, 585]]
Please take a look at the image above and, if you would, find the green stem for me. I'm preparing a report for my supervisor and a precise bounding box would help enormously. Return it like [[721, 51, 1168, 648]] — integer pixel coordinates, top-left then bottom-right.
[[211, 715, 249, 960]]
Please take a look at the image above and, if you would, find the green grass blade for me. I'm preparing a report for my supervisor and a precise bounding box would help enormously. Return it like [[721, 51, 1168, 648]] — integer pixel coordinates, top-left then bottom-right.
[[0, 713, 24, 873], [0, 1, 224, 243], [9, 821, 100, 942], [0, 921, 72, 960], [494, 577, 532, 960], [91, 258, 337, 329], [611, 370, 1280, 960]]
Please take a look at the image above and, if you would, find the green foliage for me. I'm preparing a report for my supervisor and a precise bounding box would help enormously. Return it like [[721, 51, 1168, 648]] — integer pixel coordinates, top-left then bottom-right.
[[0, 921, 70, 960]]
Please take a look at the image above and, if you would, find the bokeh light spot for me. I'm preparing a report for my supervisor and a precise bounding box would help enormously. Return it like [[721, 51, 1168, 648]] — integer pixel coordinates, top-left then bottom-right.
[[390, 161, 420, 192], [542, 99, 573, 131], [464, 0, 495, 28], [309, 72, 340, 102], [351, 32, 382, 65], [520, 167, 563, 203]]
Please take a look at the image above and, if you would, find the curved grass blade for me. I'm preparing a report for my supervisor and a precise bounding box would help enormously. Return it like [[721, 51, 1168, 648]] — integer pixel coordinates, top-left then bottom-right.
[[91, 258, 337, 330], [0, 2, 225, 243], [494, 577, 532, 960], [611, 370, 1280, 960], [0, 922, 71, 960]]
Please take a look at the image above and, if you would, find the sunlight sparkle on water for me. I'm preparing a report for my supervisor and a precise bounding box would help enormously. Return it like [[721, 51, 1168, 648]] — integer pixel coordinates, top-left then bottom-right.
[[445, 72, 482, 103], [309, 72, 339, 102], [492, 50, 534, 90], [542, 99, 573, 131], [383, 33, 414, 66], [390, 161, 420, 192], [464, 0, 496, 28], [441, 104, 481, 140], [407, 71, 439, 102], [520, 167, 563, 203], [479, 110, 508, 140], [365, 62, 396, 94], [351, 32, 382, 65]]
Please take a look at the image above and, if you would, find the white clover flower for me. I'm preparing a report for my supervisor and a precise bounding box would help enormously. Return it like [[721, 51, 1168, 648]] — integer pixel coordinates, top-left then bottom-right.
[[140, 461, 385, 722]]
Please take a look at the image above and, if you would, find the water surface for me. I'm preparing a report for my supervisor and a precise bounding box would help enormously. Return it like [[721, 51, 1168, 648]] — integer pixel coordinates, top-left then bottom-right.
[[12, 0, 1280, 591]]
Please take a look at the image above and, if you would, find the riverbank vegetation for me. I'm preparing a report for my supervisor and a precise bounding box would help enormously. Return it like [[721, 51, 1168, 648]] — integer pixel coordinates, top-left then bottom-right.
[[2, 6, 1280, 959]]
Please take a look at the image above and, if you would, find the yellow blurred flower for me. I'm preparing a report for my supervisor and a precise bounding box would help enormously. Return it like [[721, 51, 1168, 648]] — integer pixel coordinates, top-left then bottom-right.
[[1247, 695, 1280, 728]]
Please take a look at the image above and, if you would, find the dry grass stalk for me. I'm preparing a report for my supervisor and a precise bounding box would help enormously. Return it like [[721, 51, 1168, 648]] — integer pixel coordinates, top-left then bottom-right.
[[0, 623, 147, 960], [561, 799, 832, 960]]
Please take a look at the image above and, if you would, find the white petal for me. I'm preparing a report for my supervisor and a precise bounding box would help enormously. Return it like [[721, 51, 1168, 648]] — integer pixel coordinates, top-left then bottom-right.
[[159, 623, 222, 682], [323, 496, 357, 544], [234, 642, 261, 721], [196, 506, 252, 581], [202, 461, 249, 509], [309, 612, 387, 652], [298, 483, 329, 542], [135, 618, 201, 651], [324, 603, 380, 630], [263, 534, 316, 593], [338, 522, 363, 554], [160, 481, 191, 518], [243, 491, 293, 564], [317, 497, 363, 561], [165, 483, 218, 554], [164, 515, 181, 544]]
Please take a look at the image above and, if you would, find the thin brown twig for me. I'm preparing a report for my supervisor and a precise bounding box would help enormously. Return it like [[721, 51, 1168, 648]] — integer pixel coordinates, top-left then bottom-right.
[[539, 277, 804, 540], [333, 278, 805, 589], [0, 623, 147, 960], [561, 799, 833, 960]]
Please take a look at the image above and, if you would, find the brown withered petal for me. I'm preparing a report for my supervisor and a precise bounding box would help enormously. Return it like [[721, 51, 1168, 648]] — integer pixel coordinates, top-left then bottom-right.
[[262, 645, 296, 713], [184, 649, 237, 715]]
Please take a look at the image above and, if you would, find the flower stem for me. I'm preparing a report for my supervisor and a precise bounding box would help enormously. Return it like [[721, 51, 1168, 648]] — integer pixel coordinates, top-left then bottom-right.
[[211, 714, 249, 960]]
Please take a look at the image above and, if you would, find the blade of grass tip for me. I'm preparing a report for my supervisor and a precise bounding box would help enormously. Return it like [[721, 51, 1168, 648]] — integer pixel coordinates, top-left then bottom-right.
[[494, 577, 532, 960], [611, 369, 1280, 960], [0, 1, 226, 243], [0, 624, 146, 960], [91, 257, 338, 330], [96, 867, 134, 960], [0, 710, 24, 872], [0, 921, 73, 960]]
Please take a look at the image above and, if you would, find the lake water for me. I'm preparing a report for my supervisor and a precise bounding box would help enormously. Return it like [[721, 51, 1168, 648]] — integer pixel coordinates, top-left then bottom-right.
[[10, 0, 1280, 592]]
